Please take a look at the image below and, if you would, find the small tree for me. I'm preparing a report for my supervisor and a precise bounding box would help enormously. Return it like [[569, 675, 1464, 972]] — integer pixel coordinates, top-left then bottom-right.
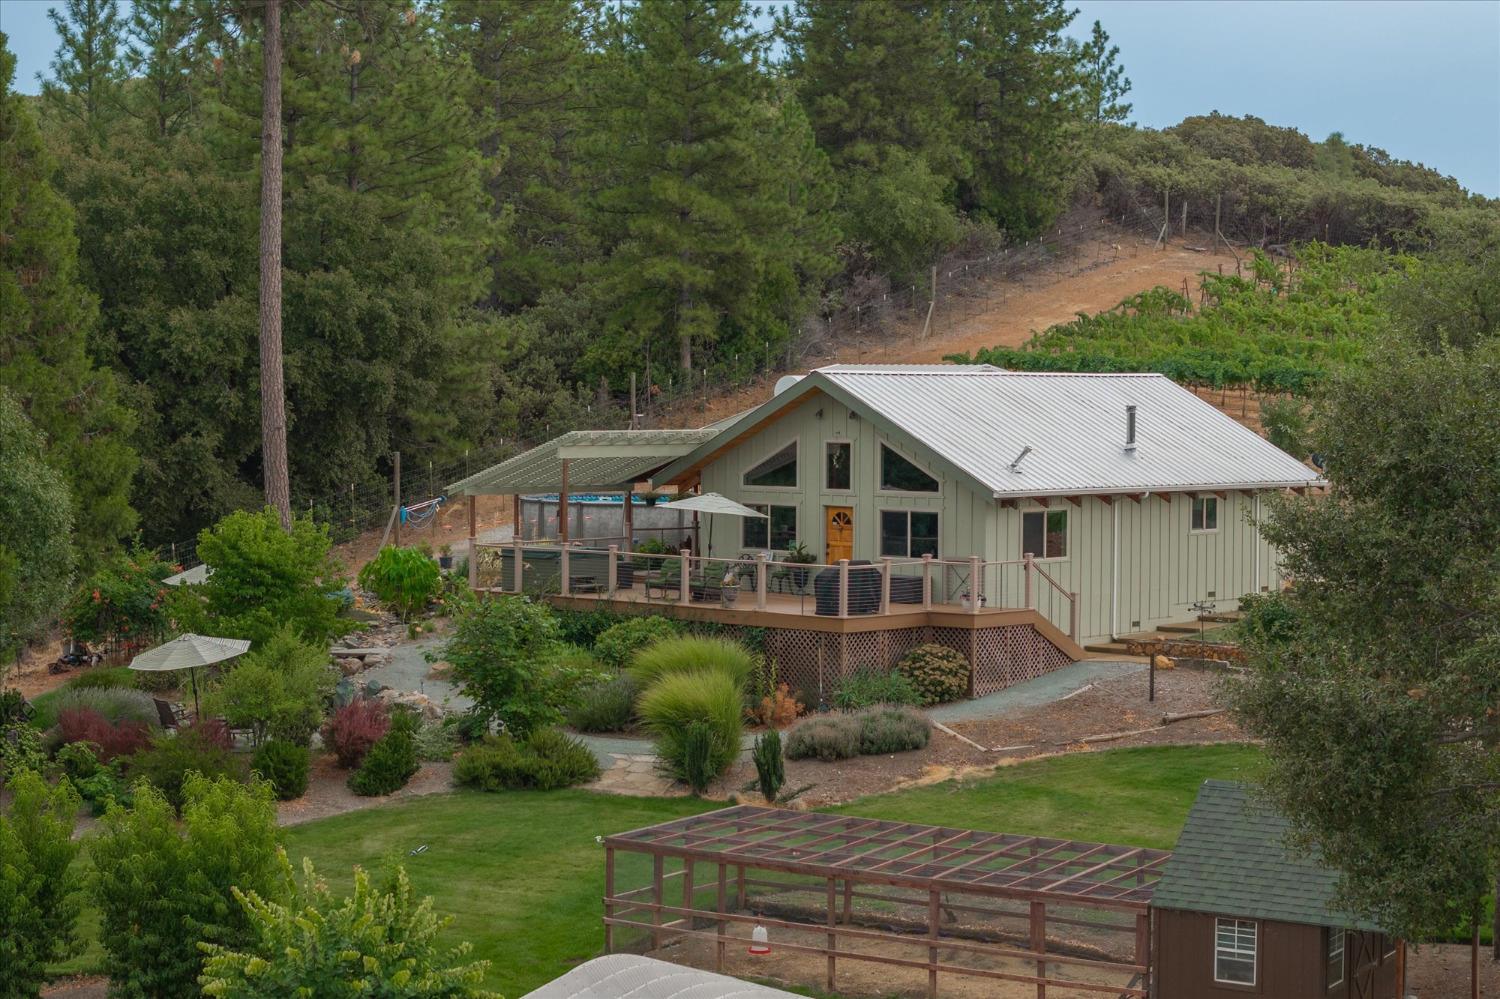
[[200, 855, 496, 998], [206, 625, 335, 746], [91, 775, 283, 998], [62, 544, 174, 649], [0, 770, 81, 998]]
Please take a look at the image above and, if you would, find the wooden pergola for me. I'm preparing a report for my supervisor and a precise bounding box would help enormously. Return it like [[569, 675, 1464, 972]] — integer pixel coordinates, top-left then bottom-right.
[[604, 806, 1170, 998]]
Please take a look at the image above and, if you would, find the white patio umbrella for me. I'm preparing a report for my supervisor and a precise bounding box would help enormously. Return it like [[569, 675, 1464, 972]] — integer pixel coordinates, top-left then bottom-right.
[[655, 492, 767, 557], [129, 633, 252, 719]]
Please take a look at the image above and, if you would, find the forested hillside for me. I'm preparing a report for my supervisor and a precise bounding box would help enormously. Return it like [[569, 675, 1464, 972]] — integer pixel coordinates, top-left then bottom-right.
[[2, 0, 1496, 656]]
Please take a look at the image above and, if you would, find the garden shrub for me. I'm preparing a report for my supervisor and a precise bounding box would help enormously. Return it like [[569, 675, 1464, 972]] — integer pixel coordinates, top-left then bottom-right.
[[438, 596, 602, 737], [62, 544, 174, 648], [831, 667, 921, 710], [58, 708, 153, 761], [90, 775, 283, 998], [322, 699, 390, 769], [0, 724, 46, 785], [566, 674, 638, 733], [31, 686, 159, 732], [55, 741, 133, 814], [627, 636, 756, 689], [679, 722, 716, 794], [552, 606, 629, 648], [358, 545, 442, 620], [856, 705, 931, 755], [784, 714, 862, 761], [207, 625, 335, 747], [637, 671, 743, 782], [199, 856, 495, 998], [894, 644, 970, 705], [413, 718, 460, 762], [129, 724, 250, 810], [348, 711, 419, 797], [67, 667, 138, 690], [1238, 592, 1298, 648], [751, 730, 785, 802], [593, 616, 680, 669], [252, 740, 311, 801], [0, 769, 81, 998], [749, 682, 802, 728], [452, 728, 600, 791]]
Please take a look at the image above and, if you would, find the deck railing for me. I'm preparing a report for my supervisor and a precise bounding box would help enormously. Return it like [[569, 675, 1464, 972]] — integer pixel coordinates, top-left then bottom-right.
[[471, 540, 1080, 639]]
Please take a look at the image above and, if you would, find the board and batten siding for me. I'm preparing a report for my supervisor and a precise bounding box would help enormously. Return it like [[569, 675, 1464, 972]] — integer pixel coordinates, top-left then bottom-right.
[[696, 393, 993, 566]]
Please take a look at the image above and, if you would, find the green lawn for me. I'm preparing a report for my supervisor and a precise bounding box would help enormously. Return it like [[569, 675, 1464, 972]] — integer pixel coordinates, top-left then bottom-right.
[[51, 744, 1263, 994]]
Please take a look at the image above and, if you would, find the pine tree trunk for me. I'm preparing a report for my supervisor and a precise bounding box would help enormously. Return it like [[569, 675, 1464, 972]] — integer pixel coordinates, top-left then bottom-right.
[[258, 0, 292, 530]]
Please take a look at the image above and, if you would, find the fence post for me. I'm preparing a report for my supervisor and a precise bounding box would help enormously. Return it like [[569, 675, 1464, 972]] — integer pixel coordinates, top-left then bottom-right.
[[837, 559, 849, 618], [1023, 553, 1035, 609], [1069, 591, 1080, 642], [968, 556, 982, 615], [513, 539, 524, 594], [756, 552, 769, 610], [560, 544, 571, 597], [607, 545, 618, 596], [679, 550, 691, 604], [921, 554, 933, 609], [880, 558, 892, 615]]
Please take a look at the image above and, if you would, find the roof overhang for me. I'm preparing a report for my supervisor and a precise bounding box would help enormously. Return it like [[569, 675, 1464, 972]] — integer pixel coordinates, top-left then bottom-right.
[[447, 429, 720, 497]]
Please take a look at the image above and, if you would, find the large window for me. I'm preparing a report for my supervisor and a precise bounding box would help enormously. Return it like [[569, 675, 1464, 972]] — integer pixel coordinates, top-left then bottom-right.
[[1214, 918, 1257, 986], [743, 504, 797, 550], [1021, 509, 1068, 559], [880, 510, 939, 558], [1191, 495, 1219, 532], [744, 442, 797, 488], [879, 444, 939, 492], [825, 441, 851, 491], [1326, 928, 1345, 988]]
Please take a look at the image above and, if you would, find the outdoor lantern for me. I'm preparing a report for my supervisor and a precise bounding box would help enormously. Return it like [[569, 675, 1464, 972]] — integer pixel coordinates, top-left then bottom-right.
[[748, 923, 770, 955]]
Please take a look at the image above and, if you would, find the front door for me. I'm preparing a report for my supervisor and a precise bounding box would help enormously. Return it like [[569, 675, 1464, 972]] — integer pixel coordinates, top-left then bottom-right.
[[825, 506, 854, 563]]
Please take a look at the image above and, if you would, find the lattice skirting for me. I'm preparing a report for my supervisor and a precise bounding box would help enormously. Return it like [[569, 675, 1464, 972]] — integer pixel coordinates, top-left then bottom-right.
[[736, 622, 1074, 705]]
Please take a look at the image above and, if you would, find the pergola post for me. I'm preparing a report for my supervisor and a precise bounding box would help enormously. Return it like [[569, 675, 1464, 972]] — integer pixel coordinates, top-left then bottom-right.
[[623, 486, 634, 552], [512, 493, 521, 540], [607, 545, 618, 596], [512, 536, 524, 594], [467, 495, 478, 590], [559, 459, 570, 544]]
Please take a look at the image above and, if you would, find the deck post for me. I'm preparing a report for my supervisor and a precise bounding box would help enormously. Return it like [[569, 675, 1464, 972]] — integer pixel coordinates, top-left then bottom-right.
[[826, 877, 837, 991], [927, 889, 940, 999], [1069, 592, 1080, 641], [1023, 553, 1035, 609], [968, 556, 982, 615], [880, 558, 892, 615], [1030, 900, 1046, 999], [623, 487, 634, 552], [560, 544, 571, 596], [679, 549, 691, 604], [838, 559, 850, 618], [604, 847, 615, 953], [921, 554, 933, 609], [607, 545, 618, 596], [756, 552, 769, 610], [467, 495, 478, 589]]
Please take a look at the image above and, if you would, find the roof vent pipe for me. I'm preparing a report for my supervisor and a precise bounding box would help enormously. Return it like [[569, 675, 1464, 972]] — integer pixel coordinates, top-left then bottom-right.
[[1008, 446, 1033, 473], [1124, 405, 1138, 451]]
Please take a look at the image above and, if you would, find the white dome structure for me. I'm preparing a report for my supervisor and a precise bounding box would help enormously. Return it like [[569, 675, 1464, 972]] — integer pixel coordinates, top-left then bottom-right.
[[521, 955, 800, 999]]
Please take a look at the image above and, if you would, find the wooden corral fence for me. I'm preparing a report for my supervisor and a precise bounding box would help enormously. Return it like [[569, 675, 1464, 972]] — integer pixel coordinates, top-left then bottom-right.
[[603, 806, 1170, 999]]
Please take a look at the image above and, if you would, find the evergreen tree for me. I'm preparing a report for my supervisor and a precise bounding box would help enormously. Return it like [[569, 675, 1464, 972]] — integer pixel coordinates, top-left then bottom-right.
[[0, 391, 75, 661], [122, 0, 196, 138], [1073, 19, 1132, 126], [0, 36, 137, 553], [40, 0, 126, 139]]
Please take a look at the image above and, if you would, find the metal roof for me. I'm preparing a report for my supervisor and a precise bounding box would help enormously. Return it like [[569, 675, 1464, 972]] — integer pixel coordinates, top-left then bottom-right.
[[521, 956, 801, 999], [1153, 781, 1380, 930], [655, 365, 1322, 497], [446, 429, 718, 496]]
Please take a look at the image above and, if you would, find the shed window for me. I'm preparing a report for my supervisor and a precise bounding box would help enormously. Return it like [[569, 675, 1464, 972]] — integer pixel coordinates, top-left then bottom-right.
[[825, 441, 851, 491], [880, 510, 939, 558], [1021, 509, 1068, 559], [1214, 918, 1257, 986], [1326, 928, 1345, 988], [743, 504, 797, 550], [879, 444, 939, 492], [744, 442, 797, 488], [1191, 495, 1219, 532]]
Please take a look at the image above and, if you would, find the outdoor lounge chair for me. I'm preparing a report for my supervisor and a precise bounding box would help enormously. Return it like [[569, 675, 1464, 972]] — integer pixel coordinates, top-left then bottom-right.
[[153, 697, 187, 730]]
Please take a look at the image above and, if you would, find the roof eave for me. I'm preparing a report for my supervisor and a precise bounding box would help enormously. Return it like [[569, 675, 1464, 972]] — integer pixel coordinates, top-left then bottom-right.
[[988, 479, 1326, 499]]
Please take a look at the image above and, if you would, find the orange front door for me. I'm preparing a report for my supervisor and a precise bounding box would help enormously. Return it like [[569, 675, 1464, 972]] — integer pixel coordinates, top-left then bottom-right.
[[825, 506, 854, 563]]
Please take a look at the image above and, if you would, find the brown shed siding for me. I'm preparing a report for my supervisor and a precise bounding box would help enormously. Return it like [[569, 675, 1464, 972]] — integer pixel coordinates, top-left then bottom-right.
[[1155, 910, 1399, 999]]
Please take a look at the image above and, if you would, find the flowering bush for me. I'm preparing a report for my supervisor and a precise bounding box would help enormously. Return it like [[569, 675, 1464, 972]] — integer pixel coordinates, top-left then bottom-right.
[[57, 708, 153, 761], [322, 700, 390, 769], [62, 545, 174, 647], [893, 644, 970, 705]]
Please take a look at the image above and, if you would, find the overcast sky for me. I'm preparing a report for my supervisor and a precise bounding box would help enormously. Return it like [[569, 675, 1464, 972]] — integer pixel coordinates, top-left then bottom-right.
[[2, 0, 1496, 195]]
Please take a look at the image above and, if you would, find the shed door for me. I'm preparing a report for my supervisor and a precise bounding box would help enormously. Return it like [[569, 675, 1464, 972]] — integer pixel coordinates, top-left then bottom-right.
[[1348, 931, 1381, 999], [825, 507, 853, 563]]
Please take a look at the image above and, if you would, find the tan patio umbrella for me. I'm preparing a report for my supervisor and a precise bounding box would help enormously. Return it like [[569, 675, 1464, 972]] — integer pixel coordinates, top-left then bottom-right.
[[656, 492, 766, 557], [129, 634, 251, 719]]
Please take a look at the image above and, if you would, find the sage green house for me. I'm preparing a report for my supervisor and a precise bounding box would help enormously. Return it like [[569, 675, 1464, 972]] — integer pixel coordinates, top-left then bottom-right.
[[653, 365, 1321, 645]]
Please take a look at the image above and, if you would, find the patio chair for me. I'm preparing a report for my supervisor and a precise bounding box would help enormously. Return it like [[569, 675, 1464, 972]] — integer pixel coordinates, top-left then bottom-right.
[[153, 697, 187, 731]]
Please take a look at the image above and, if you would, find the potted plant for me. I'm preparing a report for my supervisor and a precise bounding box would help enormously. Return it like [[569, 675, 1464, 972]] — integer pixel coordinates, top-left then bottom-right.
[[720, 566, 740, 606], [438, 543, 453, 571], [783, 541, 817, 589]]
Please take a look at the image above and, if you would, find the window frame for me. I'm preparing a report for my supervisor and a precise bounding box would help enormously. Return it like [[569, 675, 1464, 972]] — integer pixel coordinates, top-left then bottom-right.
[[824, 439, 853, 493], [878, 508, 941, 559], [1213, 917, 1258, 987], [1020, 508, 1069, 561], [1191, 495, 1220, 533], [742, 503, 798, 551], [877, 442, 941, 495], [1326, 927, 1345, 989], [741, 440, 799, 491]]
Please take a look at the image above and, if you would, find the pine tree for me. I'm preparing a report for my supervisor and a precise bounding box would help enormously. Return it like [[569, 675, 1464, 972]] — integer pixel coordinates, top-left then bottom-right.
[[1074, 20, 1132, 126], [122, 0, 196, 138], [0, 36, 137, 553], [40, 0, 126, 139], [0, 390, 76, 661], [257, 0, 291, 528]]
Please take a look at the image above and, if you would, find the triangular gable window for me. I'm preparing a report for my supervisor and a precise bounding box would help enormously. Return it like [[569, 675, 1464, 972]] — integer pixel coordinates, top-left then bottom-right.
[[744, 442, 797, 488], [879, 444, 939, 492]]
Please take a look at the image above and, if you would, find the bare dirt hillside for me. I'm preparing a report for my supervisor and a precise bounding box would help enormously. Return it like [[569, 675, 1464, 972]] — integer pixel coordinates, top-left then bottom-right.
[[658, 231, 1248, 429]]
